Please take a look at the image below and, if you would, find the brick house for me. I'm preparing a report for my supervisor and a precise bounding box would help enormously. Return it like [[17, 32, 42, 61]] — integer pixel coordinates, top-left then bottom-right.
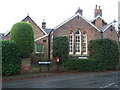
[[4, 5, 119, 61]]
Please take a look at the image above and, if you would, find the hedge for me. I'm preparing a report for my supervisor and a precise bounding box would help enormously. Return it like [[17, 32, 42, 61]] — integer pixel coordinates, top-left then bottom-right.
[[63, 59, 98, 71], [88, 38, 119, 70], [53, 36, 69, 61], [63, 38, 119, 72], [2, 40, 21, 76], [10, 22, 34, 57]]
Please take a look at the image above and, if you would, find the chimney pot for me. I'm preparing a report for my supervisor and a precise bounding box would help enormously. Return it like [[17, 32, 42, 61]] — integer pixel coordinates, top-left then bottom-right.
[[75, 7, 83, 15], [99, 6, 100, 9], [96, 5, 97, 9], [42, 19, 46, 29]]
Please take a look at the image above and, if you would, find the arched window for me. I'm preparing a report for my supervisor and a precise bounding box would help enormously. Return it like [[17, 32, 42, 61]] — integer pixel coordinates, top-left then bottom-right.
[[69, 32, 74, 54], [82, 32, 87, 54], [75, 30, 81, 54]]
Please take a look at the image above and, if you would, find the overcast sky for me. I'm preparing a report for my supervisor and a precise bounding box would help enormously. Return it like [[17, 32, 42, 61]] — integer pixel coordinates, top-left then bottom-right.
[[0, 0, 119, 33]]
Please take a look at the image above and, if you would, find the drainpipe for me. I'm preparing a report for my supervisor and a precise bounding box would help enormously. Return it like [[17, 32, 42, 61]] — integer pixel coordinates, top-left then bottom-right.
[[100, 31, 103, 38], [48, 29, 54, 61]]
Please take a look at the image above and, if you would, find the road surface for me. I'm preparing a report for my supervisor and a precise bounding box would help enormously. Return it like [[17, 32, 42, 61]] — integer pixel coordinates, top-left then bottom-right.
[[2, 71, 120, 88]]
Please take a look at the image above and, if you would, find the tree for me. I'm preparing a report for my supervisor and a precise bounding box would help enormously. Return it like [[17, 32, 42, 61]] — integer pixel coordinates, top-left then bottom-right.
[[53, 36, 69, 60], [10, 22, 34, 57]]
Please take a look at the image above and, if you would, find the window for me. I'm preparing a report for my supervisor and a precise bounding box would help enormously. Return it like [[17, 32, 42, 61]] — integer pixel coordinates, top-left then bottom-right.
[[82, 32, 87, 54], [35, 44, 44, 53], [69, 32, 74, 54], [75, 30, 81, 54]]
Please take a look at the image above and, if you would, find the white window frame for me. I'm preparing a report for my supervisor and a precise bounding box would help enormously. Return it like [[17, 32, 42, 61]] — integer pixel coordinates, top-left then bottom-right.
[[82, 32, 87, 54], [35, 43, 44, 54], [75, 30, 81, 55], [69, 32, 74, 54]]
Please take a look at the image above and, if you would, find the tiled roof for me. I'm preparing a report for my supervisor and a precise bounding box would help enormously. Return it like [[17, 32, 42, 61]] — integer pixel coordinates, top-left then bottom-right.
[[44, 28, 52, 34], [100, 23, 112, 32]]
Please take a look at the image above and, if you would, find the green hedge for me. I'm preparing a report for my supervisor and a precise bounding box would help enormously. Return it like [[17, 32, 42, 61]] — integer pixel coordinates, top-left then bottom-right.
[[10, 22, 34, 57], [2, 40, 21, 76], [53, 36, 69, 61], [63, 38, 119, 72], [88, 38, 119, 70], [63, 59, 98, 71]]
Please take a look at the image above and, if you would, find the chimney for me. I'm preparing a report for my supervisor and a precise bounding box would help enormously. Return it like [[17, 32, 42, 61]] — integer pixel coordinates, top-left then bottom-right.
[[75, 7, 83, 15], [94, 5, 102, 17], [42, 19, 46, 29]]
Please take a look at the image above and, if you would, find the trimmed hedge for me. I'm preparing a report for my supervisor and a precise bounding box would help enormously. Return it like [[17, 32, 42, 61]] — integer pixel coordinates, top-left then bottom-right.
[[63, 59, 98, 71], [10, 22, 34, 57], [2, 40, 21, 76], [63, 38, 119, 72], [53, 36, 69, 60], [88, 38, 119, 70]]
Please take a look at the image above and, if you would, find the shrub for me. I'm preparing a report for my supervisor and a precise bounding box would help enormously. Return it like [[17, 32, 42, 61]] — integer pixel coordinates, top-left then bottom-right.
[[52, 36, 69, 61], [2, 40, 21, 76], [63, 59, 98, 72], [10, 22, 34, 57], [88, 38, 119, 70]]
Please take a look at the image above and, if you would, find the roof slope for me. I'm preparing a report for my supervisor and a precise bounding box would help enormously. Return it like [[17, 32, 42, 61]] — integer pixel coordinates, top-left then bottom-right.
[[100, 23, 112, 32], [90, 15, 107, 24], [44, 28, 52, 34], [4, 15, 47, 36]]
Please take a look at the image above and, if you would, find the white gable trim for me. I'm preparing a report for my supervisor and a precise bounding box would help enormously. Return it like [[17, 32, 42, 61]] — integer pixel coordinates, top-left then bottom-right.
[[21, 15, 48, 35], [102, 23, 112, 32], [4, 30, 10, 36], [90, 15, 107, 24], [34, 34, 48, 41], [4, 15, 48, 37], [102, 23, 119, 35], [53, 13, 100, 32]]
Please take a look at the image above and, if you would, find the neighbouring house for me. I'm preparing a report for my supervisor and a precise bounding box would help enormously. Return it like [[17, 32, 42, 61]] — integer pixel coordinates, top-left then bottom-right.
[[4, 5, 119, 61], [0, 33, 4, 40]]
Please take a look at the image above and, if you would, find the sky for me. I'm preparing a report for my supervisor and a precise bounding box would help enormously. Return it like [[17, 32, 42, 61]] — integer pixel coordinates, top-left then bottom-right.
[[0, 0, 119, 33]]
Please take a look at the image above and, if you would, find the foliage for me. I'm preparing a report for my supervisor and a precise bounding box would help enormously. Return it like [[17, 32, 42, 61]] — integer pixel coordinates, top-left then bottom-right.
[[52, 36, 69, 61], [63, 59, 97, 71], [2, 40, 21, 76], [63, 38, 119, 72], [10, 22, 34, 57], [88, 38, 119, 70]]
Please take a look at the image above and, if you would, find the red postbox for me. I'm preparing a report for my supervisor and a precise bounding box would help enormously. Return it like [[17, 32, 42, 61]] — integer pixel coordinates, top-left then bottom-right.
[[56, 56, 60, 63]]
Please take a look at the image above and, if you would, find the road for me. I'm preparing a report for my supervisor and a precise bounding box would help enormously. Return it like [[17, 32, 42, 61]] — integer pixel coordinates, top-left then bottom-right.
[[2, 71, 120, 88]]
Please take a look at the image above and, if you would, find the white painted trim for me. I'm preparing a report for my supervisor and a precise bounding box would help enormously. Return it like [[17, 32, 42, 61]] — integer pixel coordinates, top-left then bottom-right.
[[34, 34, 48, 41], [102, 23, 113, 32], [4, 15, 48, 36], [69, 32, 74, 55], [53, 13, 100, 32], [69, 52, 74, 54], [76, 52, 81, 55], [83, 32, 87, 55], [75, 30, 81, 55], [34, 43, 44, 54], [4, 30, 10, 36], [90, 15, 107, 24], [21, 14, 48, 35]]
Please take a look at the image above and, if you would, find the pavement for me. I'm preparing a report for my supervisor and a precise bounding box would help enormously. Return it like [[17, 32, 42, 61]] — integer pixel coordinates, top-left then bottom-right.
[[2, 71, 120, 88]]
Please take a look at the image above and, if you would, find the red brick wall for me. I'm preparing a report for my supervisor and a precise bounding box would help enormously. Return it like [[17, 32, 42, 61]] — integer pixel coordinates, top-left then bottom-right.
[[53, 16, 101, 55], [22, 18, 46, 39], [35, 36, 48, 60], [103, 26, 119, 43], [4, 17, 46, 40], [94, 18, 103, 29]]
